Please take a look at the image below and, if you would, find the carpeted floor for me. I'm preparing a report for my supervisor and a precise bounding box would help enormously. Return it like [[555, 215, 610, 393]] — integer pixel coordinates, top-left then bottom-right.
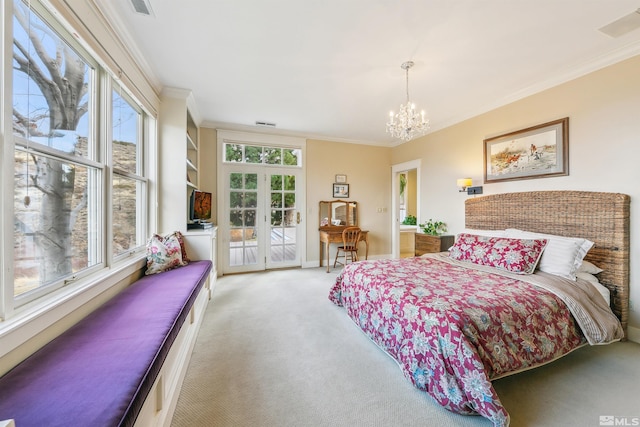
[[171, 267, 640, 427]]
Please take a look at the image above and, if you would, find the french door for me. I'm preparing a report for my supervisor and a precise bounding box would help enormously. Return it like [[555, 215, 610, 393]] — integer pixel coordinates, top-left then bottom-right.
[[221, 166, 303, 274]]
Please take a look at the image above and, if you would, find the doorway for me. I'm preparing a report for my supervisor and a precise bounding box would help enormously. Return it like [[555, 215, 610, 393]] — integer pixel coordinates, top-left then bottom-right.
[[216, 131, 306, 275], [220, 167, 303, 274], [391, 160, 421, 259]]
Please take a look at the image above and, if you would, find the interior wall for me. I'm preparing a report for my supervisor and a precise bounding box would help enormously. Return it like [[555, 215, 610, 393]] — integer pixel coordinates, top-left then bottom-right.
[[407, 169, 418, 219], [391, 54, 640, 334], [306, 140, 392, 265], [199, 127, 218, 224]]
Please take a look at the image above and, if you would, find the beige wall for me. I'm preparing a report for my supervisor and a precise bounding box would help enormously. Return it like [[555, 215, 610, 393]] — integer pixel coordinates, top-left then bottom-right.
[[391, 54, 640, 334], [199, 128, 218, 224], [407, 169, 418, 219], [306, 140, 392, 263]]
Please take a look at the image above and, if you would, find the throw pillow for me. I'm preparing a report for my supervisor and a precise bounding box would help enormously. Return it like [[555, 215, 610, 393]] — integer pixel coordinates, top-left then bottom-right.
[[449, 233, 547, 274], [145, 232, 188, 275], [505, 229, 594, 280]]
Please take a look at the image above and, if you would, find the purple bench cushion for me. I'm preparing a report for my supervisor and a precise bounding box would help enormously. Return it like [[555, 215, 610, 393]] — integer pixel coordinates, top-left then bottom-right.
[[0, 260, 212, 427]]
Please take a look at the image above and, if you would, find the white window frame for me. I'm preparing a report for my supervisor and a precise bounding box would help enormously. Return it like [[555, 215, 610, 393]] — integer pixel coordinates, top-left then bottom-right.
[[0, 0, 152, 333]]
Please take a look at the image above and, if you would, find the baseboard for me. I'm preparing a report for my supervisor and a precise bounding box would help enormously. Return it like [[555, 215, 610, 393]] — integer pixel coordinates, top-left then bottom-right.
[[626, 325, 640, 343]]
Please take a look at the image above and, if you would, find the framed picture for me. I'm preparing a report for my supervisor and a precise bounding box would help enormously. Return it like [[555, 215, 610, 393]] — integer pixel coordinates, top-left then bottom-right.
[[335, 174, 347, 183], [333, 183, 349, 198], [484, 117, 569, 183]]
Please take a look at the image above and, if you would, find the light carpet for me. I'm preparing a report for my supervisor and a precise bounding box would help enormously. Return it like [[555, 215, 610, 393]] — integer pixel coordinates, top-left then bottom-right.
[[171, 267, 640, 427]]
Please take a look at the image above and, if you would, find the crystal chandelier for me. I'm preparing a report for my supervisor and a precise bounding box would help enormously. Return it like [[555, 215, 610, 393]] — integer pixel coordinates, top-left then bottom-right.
[[386, 61, 429, 142]]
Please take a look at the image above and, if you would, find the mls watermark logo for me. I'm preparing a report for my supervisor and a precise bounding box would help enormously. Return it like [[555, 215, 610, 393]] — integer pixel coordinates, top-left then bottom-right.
[[600, 415, 640, 426]]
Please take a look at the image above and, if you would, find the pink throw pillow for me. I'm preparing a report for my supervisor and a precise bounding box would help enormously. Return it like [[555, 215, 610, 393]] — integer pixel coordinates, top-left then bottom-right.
[[449, 233, 547, 274]]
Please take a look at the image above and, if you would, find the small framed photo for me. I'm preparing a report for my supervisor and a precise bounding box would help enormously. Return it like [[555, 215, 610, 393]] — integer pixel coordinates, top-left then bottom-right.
[[333, 183, 349, 198], [335, 174, 347, 183]]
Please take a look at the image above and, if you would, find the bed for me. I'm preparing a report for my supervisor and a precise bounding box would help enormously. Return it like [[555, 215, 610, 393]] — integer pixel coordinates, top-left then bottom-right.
[[329, 191, 629, 427]]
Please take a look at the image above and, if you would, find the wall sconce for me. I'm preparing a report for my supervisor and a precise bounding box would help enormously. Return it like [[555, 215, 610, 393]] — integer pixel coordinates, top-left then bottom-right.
[[457, 178, 472, 192], [457, 178, 483, 195]]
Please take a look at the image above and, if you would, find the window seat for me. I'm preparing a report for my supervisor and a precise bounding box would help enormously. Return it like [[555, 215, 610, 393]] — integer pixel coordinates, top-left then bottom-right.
[[0, 259, 213, 427]]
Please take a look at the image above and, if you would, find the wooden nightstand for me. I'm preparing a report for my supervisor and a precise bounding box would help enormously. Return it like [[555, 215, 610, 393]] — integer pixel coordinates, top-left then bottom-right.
[[414, 234, 455, 256]]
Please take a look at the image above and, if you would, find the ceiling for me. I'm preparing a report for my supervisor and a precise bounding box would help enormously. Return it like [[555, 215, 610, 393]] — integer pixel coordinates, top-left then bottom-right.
[[98, 1, 640, 146]]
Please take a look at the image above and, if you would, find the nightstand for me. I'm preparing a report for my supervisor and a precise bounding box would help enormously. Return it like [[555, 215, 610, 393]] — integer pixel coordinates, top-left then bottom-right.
[[414, 234, 455, 256]]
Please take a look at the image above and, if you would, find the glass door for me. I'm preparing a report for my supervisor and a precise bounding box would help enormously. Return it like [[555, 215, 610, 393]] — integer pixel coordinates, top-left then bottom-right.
[[221, 168, 303, 274], [268, 173, 300, 268], [228, 171, 261, 271]]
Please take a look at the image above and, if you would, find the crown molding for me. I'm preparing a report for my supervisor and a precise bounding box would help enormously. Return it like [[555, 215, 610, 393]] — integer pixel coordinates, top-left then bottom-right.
[[433, 41, 640, 135], [89, 0, 162, 91], [202, 120, 391, 147]]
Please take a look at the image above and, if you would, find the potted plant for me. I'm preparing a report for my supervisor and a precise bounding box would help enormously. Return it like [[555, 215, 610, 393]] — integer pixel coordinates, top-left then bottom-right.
[[401, 214, 417, 225], [420, 219, 447, 236]]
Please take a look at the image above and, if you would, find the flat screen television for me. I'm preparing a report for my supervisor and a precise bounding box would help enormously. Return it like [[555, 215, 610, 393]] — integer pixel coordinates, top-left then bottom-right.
[[190, 190, 212, 223]]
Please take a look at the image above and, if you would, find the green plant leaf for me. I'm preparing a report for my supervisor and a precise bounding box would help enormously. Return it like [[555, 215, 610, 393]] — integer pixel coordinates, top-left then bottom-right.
[[419, 219, 447, 236]]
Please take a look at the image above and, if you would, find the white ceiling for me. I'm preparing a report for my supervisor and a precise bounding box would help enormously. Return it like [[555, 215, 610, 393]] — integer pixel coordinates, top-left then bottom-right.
[[98, 1, 640, 146]]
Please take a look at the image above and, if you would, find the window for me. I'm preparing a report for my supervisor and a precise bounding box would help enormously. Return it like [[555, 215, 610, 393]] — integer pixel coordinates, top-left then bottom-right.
[[6, 0, 149, 308], [224, 143, 301, 166], [112, 88, 145, 258]]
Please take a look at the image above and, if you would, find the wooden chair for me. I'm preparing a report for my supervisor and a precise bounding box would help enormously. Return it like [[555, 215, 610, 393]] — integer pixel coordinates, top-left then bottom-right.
[[334, 227, 361, 268]]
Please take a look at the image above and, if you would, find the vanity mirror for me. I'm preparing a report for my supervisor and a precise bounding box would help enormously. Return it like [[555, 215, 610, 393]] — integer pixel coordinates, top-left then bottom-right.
[[318, 200, 368, 272], [319, 200, 358, 229]]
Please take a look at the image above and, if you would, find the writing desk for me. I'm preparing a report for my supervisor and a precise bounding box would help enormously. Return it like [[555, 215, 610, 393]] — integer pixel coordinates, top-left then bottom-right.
[[319, 227, 369, 273]]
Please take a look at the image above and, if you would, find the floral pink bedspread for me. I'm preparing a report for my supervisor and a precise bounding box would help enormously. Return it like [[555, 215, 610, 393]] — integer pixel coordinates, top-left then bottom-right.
[[329, 256, 587, 427]]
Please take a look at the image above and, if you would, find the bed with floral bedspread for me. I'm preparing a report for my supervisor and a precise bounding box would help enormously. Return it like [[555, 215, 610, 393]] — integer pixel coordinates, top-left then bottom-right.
[[329, 252, 623, 427]]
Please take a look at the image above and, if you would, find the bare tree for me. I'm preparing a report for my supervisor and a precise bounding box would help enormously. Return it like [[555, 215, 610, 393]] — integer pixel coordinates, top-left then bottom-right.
[[13, 2, 88, 284]]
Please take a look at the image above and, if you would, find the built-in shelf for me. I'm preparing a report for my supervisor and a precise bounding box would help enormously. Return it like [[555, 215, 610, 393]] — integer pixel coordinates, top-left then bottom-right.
[[186, 109, 199, 195], [160, 88, 202, 233], [186, 133, 197, 151]]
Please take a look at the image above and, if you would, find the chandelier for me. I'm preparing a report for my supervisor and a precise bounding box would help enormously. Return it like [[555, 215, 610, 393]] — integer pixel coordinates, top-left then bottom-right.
[[386, 61, 429, 142]]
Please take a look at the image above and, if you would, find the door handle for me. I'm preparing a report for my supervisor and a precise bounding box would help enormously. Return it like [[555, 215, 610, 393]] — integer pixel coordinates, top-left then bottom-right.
[[297, 211, 302, 224]]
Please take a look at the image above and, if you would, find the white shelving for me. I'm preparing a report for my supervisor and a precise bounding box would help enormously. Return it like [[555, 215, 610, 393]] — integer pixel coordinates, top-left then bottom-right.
[[186, 110, 199, 191], [159, 88, 201, 233]]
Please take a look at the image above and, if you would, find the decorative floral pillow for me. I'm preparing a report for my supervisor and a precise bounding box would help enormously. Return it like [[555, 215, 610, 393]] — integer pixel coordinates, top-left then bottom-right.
[[145, 232, 188, 275], [172, 230, 190, 264], [505, 229, 593, 280], [449, 233, 548, 274]]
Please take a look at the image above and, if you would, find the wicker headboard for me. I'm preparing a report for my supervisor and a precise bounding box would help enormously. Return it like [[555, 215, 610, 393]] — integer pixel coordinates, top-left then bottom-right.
[[465, 191, 630, 337]]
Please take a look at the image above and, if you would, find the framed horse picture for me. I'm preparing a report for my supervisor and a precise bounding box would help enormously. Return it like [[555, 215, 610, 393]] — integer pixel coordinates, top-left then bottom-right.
[[484, 117, 569, 183]]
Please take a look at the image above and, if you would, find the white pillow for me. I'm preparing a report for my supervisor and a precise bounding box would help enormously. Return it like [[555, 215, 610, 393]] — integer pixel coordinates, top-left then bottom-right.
[[462, 228, 507, 238], [578, 260, 603, 274], [505, 229, 593, 280], [577, 272, 610, 306]]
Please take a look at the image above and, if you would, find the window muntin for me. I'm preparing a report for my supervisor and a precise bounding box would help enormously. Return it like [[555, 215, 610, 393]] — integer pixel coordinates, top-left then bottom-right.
[[223, 143, 302, 167], [12, 0, 100, 301], [112, 89, 140, 175], [229, 173, 258, 266], [112, 175, 142, 257], [7, 0, 149, 307], [112, 87, 145, 258], [13, 149, 102, 299], [12, 0, 93, 159]]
